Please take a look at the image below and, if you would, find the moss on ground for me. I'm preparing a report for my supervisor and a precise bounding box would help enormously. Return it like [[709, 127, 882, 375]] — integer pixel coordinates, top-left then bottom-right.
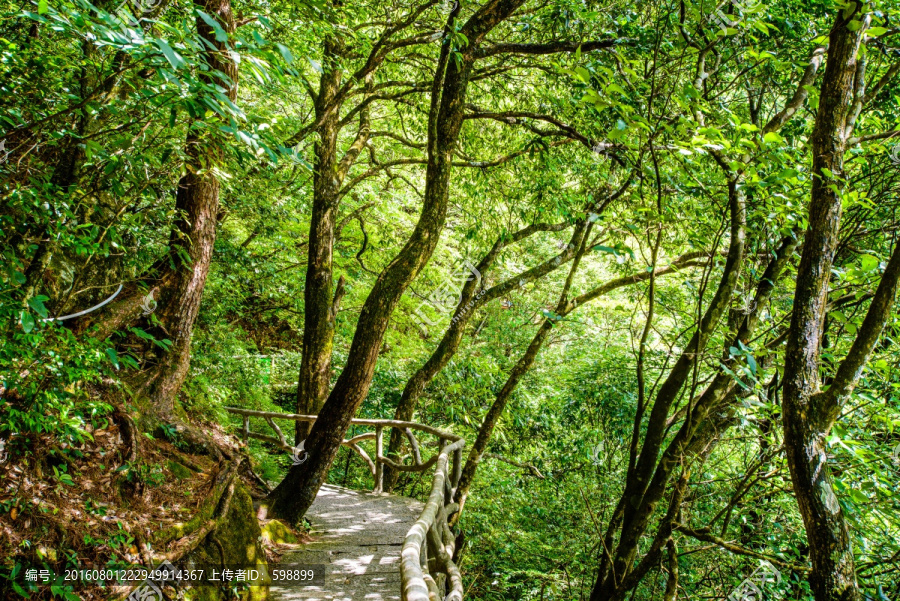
[[259, 519, 299, 545], [184, 482, 270, 600]]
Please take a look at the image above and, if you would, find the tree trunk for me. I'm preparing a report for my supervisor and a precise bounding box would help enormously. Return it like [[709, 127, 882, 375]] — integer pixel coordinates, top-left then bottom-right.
[[383, 184, 633, 491], [452, 219, 592, 510], [591, 179, 746, 601], [144, 0, 237, 418], [295, 37, 345, 443], [449, 223, 710, 513], [782, 7, 881, 601], [265, 0, 532, 525], [382, 220, 578, 491]]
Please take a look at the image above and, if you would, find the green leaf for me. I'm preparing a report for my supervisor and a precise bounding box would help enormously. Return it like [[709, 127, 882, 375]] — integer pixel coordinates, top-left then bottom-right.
[[106, 348, 120, 370], [275, 43, 294, 65], [37, 0, 47, 13], [27, 295, 49, 318], [860, 254, 878, 272], [868, 26, 889, 36], [197, 10, 228, 42], [120, 354, 140, 369], [129, 327, 155, 341], [20, 311, 34, 333], [155, 40, 185, 70], [746, 354, 757, 375], [849, 489, 868, 504]]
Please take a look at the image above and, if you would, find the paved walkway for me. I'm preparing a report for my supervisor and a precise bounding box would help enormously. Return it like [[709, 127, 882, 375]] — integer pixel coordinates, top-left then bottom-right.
[[270, 484, 423, 601]]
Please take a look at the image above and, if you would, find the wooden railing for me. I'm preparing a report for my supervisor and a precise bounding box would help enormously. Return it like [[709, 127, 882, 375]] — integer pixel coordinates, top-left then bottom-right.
[[400, 436, 465, 601], [224, 407, 465, 600]]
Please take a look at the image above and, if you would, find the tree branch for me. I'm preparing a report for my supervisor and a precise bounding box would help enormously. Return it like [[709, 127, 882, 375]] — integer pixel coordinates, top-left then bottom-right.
[[475, 39, 617, 59], [762, 46, 826, 135], [674, 523, 810, 573], [483, 453, 545, 478], [817, 239, 900, 429]]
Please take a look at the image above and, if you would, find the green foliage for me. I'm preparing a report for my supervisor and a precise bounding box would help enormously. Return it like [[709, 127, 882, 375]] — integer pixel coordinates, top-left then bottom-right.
[[2, 0, 900, 599], [0, 315, 115, 443]]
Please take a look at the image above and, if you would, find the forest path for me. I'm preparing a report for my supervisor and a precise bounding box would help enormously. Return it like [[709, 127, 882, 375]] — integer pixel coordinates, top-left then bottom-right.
[[269, 484, 423, 601]]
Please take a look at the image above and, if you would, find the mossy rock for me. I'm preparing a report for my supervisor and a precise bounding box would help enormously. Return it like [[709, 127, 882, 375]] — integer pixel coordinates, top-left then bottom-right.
[[182, 482, 270, 601], [259, 520, 299, 545], [167, 460, 193, 480]]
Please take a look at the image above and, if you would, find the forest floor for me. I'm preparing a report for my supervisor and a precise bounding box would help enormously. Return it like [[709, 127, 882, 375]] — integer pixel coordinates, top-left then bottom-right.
[[0, 405, 306, 600]]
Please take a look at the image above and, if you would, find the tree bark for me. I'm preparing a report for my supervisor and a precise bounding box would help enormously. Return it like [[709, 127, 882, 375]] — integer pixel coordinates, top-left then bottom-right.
[[294, 34, 353, 443], [382, 220, 578, 490], [450, 243, 709, 514], [452, 219, 592, 511], [591, 178, 747, 601], [383, 181, 635, 491]]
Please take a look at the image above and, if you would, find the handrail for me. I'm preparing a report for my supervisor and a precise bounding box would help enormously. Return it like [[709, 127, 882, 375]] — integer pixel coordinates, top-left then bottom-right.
[[225, 406, 466, 601], [400, 437, 465, 601]]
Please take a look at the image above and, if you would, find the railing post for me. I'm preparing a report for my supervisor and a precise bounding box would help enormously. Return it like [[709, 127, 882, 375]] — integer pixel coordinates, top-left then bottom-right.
[[374, 426, 384, 493], [242, 417, 249, 443], [451, 446, 462, 490]]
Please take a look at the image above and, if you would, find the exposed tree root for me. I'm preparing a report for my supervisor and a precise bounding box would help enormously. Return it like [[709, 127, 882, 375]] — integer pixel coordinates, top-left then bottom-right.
[[112, 408, 145, 501], [115, 460, 242, 600]]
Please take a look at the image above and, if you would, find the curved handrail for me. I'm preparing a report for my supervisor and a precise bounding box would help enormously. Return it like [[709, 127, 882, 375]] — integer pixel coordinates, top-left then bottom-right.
[[400, 437, 465, 601], [224, 406, 466, 600], [41, 283, 124, 321]]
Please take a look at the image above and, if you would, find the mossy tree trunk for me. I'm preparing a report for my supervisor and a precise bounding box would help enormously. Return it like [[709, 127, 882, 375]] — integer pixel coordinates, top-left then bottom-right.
[[145, 0, 237, 419], [782, 7, 900, 601]]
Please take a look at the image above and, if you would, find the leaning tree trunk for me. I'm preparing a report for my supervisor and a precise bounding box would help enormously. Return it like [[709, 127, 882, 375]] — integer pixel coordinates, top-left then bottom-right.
[[585, 41, 828, 600], [590, 178, 746, 601], [382, 219, 581, 491], [453, 220, 591, 511], [265, 0, 532, 525], [145, 0, 237, 419], [448, 235, 709, 515]]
